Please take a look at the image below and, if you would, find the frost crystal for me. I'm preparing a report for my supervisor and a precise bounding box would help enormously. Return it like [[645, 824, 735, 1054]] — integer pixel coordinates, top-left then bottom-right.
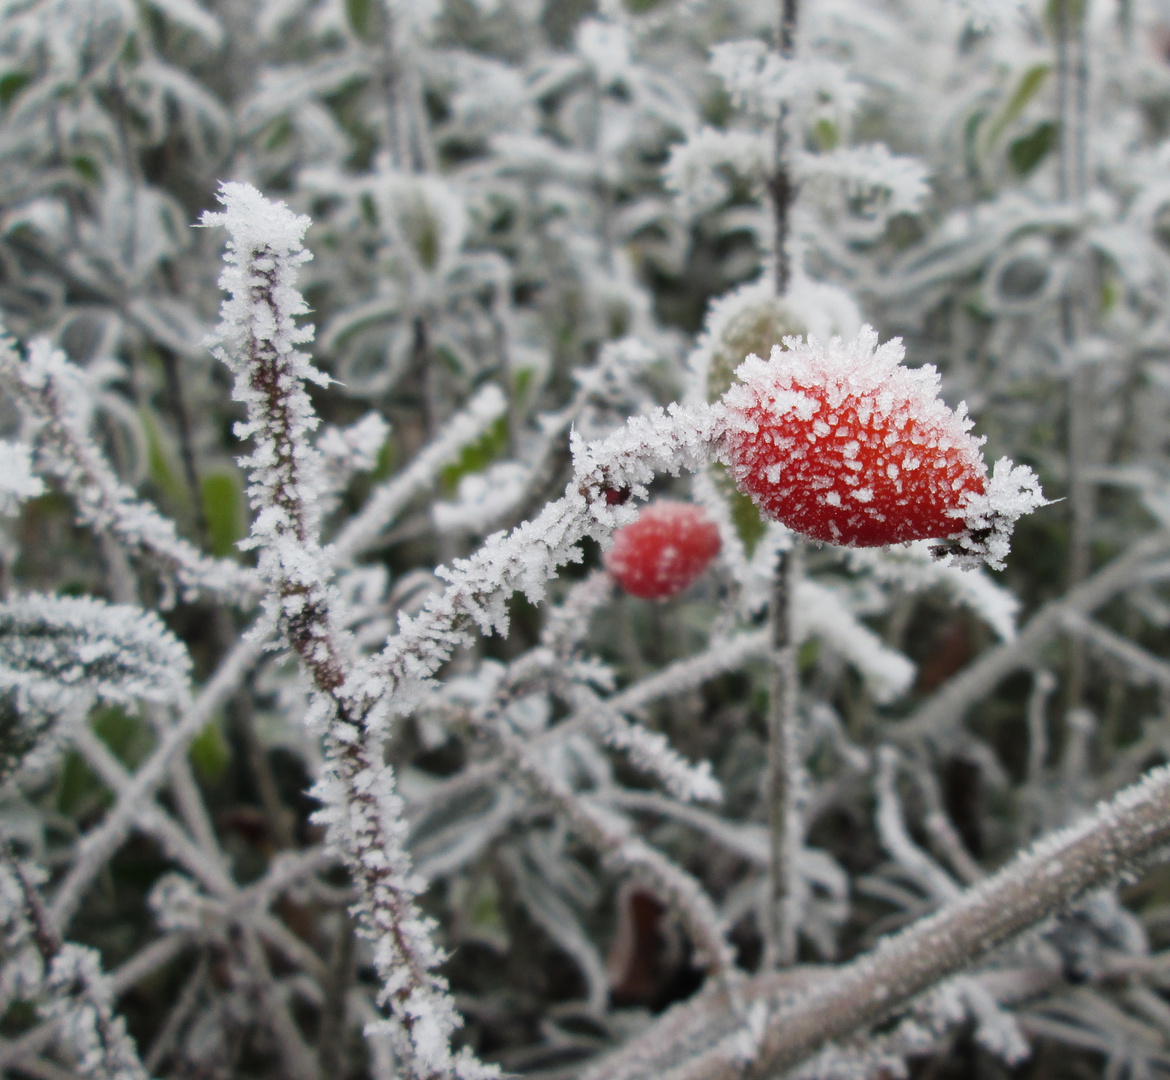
[[0, 441, 42, 514]]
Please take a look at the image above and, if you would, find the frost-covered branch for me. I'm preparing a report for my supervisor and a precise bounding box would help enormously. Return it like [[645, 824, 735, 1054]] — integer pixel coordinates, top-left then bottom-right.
[[585, 763, 1170, 1080], [0, 336, 260, 606], [201, 182, 492, 1080], [743, 764, 1170, 1078], [3, 855, 149, 1080]]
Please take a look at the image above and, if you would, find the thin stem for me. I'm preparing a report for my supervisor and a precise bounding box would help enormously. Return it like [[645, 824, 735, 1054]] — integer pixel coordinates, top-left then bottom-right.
[[764, 0, 801, 971], [764, 543, 801, 968], [1056, 0, 1094, 709]]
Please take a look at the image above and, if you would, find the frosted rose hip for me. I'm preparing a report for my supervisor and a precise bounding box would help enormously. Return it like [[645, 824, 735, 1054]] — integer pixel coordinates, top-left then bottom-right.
[[605, 501, 721, 599], [719, 328, 988, 547]]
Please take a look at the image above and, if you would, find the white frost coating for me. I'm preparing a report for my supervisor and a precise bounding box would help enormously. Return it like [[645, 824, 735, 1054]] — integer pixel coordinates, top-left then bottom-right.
[[949, 458, 1049, 572], [665, 128, 771, 215], [204, 183, 495, 1080], [433, 462, 530, 533], [0, 594, 191, 711], [797, 581, 916, 702], [41, 944, 149, 1080], [201, 181, 332, 627], [0, 440, 43, 514], [0, 335, 259, 604]]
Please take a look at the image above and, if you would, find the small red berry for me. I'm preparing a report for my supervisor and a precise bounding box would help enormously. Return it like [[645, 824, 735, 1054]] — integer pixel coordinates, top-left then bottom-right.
[[720, 328, 987, 548], [605, 501, 721, 599]]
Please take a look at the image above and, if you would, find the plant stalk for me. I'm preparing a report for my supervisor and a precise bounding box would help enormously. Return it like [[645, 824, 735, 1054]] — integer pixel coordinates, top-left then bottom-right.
[[764, 0, 802, 971]]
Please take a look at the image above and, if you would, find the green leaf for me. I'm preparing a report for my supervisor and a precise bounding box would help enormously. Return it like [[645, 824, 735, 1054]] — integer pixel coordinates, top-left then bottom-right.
[[70, 156, 99, 182], [189, 716, 230, 781], [440, 415, 508, 493], [93, 706, 155, 770], [140, 408, 190, 514], [56, 749, 110, 818], [201, 469, 245, 558], [1100, 277, 1118, 314], [345, 0, 380, 39], [797, 638, 820, 671], [0, 71, 29, 107], [812, 118, 840, 151], [371, 436, 397, 481], [513, 366, 535, 403], [982, 64, 1051, 155], [712, 464, 767, 556], [1008, 121, 1057, 176]]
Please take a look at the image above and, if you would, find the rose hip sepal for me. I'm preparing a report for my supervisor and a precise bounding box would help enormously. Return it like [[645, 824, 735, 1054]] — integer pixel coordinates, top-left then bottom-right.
[[605, 501, 722, 599], [717, 327, 1046, 570]]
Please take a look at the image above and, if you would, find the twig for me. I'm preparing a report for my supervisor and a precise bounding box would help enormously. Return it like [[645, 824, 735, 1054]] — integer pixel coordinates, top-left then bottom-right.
[[49, 630, 267, 929], [765, 542, 801, 968], [585, 762, 1170, 1080], [764, 0, 802, 970]]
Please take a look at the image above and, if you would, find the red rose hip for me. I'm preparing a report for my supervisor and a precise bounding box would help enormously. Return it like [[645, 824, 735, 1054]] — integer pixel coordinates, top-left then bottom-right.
[[605, 501, 721, 599], [719, 327, 988, 548]]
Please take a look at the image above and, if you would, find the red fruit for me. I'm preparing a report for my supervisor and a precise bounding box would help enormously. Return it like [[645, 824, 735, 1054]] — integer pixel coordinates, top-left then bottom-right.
[[720, 328, 987, 547], [605, 501, 721, 599]]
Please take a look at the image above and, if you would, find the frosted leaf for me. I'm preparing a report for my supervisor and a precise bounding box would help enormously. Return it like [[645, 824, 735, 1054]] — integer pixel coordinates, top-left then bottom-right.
[[142, 0, 223, 46], [798, 582, 915, 702], [846, 543, 1020, 641], [800, 146, 931, 239], [317, 412, 390, 515], [941, 978, 1030, 1065], [665, 129, 771, 215], [318, 412, 390, 479], [0, 595, 191, 712], [800, 147, 930, 212], [710, 43, 861, 120], [576, 19, 631, 87]]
